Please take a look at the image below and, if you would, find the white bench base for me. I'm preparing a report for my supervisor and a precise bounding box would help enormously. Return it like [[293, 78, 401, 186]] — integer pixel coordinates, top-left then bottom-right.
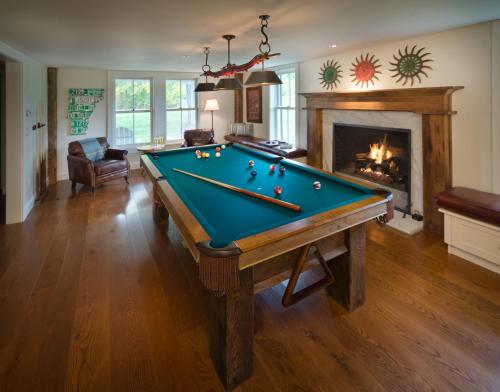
[[440, 208, 500, 274]]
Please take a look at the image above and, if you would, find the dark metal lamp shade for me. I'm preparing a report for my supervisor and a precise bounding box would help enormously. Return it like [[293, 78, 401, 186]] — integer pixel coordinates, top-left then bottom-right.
[[194, 82, 216, 92], [216, 77, 243, 90], [244, 70, 282, 87]]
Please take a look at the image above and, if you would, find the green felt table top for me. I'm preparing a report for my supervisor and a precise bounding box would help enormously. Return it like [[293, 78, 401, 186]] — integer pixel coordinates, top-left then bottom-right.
[[147, 144, 375, 248]]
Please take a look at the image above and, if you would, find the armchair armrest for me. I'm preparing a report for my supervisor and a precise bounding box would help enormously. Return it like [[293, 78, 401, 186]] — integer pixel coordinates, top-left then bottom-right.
[[106, 148, 128, 160], [67, 155, 94, 185]]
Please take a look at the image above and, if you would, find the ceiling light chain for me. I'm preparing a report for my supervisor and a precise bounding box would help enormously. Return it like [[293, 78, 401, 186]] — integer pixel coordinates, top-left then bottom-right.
[[195, 14, 282, 92]]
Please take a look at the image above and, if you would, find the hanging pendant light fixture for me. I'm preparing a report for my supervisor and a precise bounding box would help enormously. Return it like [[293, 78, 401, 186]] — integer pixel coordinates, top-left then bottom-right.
[[216, 35, 243, 90], [245, 15, 282, 87], [194, 47, 216, 92]]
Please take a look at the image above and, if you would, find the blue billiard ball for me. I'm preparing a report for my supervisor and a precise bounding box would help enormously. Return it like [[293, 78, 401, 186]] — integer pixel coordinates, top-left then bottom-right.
[[251, 170, 257, 177]]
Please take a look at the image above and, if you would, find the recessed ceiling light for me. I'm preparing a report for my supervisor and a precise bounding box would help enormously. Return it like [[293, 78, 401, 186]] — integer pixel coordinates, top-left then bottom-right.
[[328, 44, 337, 48], [183, 55, 190, 59]]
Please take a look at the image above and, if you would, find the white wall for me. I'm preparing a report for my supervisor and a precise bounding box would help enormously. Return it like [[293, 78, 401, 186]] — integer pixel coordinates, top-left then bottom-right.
[[0, 40, 47, 223], [197, 79, 234, 143], [298, 21, 497, 194]]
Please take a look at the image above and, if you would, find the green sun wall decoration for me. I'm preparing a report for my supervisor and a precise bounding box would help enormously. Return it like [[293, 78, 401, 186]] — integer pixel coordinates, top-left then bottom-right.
[[389, 45, 433, 86], [319, 59, 342, 90]]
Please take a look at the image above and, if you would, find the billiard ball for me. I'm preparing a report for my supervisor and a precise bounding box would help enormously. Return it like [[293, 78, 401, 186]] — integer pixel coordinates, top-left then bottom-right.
[[216, 146, 221, 152], [249, 160, 255, 167], [202, 152, 208, 158], [197, 154, 201, 159], [215, 152, 221, 158], [279, 165, 286, 173], [195, 149, 201, 156], [313, 181, 321, 189], [274, 186, 283, 195], [221, 145, 226, 149], [269, 164, 276, 172], [250, 170, 257, 177]]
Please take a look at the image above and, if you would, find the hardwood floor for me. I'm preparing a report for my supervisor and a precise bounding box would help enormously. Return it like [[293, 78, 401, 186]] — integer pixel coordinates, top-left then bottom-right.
[[0, 170, 499, 391]]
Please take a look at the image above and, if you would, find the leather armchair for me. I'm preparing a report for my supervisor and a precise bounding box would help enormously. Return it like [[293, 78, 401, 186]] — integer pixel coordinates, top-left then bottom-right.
[[181, 129, 215, 147], [67, 137, 130, 192]]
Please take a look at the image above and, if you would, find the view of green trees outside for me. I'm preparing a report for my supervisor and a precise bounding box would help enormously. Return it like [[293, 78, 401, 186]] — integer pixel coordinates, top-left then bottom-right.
[[166, 80, 196, 140], [115, 79, 151, 145], [114, 78, 197, 145]]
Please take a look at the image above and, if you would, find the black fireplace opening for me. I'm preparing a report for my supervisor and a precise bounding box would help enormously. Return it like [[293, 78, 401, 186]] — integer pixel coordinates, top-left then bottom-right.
[[333, 123, 411, 213]]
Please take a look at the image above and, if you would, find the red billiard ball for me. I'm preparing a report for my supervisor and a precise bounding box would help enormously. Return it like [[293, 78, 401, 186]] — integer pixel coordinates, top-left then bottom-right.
[[215, 146, 221, 152], [269, 164, 276, 172], [313, 181, 321, 189], [195, 150, 201, 156], [274, 186, 283, 195], [249, 160, 255, 167], [279, 165, 286, 173]]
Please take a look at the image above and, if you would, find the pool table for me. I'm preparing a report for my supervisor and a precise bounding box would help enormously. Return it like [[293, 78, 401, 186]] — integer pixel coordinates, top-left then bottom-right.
[[141, 143, 392, 389]]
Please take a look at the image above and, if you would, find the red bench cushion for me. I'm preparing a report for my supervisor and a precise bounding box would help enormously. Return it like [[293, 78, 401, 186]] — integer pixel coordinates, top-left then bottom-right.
[[436, 187, 500, 227]]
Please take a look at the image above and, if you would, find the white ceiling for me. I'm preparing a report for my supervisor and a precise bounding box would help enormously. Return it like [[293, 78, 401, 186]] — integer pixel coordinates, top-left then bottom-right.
[[0, 0, 499, 72]]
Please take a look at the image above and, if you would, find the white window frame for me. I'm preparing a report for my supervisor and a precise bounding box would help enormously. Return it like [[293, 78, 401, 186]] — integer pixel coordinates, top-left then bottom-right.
[[108, 71, 199, 150], [270, 64, 299, 145], [113, 77, 153, 148], [165, 79, 198, 142]]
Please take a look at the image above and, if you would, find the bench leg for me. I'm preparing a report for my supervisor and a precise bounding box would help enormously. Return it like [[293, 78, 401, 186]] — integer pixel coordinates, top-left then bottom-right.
[[327, 223, 366, 311], [208, 268, 254, 390]]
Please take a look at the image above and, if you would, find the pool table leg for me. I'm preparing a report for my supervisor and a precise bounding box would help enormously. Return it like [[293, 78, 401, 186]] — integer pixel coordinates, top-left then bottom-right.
[[152, 181, 169, 223], [208, 268, 254, 390], [327, 223, 366, 311]]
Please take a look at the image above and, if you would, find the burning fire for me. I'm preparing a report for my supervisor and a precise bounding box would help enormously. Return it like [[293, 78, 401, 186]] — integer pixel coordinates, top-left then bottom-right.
[[368, 133, 392, 164]]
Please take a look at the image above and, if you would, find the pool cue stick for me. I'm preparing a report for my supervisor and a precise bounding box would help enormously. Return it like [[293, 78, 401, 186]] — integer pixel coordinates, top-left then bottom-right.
[[173, 168, 302, 212]]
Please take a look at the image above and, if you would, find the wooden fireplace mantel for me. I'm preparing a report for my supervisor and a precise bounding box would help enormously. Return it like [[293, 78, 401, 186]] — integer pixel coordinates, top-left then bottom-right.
[[300, 86, 464, 235]]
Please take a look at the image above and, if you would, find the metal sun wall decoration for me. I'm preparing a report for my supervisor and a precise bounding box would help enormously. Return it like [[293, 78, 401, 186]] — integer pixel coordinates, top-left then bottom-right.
[[389, 45, 433, 86], [319, 59, 343, 90], [350, 53, 382, 88]]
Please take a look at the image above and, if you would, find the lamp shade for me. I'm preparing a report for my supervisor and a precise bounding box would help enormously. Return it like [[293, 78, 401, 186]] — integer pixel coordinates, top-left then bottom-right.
[[245, 70, 283, 87], [216, 77, 243, 90], [204, 99, 220, 111], [194, 82, 216, 92]]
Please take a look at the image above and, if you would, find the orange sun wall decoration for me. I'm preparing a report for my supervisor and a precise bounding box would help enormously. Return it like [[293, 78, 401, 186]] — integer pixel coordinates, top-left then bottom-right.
[[350, 53, 382, 88]]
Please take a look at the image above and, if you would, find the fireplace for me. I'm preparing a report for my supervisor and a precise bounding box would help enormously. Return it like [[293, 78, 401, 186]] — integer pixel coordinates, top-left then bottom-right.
[[333, 123, 411, 213]]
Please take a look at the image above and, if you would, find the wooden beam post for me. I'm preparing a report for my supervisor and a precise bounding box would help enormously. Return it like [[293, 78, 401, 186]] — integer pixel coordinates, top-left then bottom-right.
[[47, 67, 57, 185], [422, 114, 452, 235], [307, 109, 323, 168], [234, 73, 243, 123]]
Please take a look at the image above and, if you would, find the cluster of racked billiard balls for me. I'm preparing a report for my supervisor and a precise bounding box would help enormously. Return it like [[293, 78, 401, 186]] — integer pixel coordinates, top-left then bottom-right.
[[196, 144, 226, 159], [248, 159, 321, 195]]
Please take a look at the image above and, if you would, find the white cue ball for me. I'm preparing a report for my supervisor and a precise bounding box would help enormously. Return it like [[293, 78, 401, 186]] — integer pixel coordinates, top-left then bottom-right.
[[221, 145, 226, 149], [215, 152, 221, 158]]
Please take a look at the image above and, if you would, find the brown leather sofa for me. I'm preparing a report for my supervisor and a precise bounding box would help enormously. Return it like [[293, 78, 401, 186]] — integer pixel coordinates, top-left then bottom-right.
[[67, 137, 130, 192], [181, 129, 215, 147]]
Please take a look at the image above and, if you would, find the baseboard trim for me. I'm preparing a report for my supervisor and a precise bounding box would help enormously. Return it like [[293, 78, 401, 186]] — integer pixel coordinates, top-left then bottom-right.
[[448, 245, 500, 275], [23, 195, 35, 220]]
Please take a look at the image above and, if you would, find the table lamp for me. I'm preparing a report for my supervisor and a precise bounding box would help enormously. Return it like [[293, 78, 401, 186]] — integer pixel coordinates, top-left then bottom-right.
[[204, 99, 219, 131]]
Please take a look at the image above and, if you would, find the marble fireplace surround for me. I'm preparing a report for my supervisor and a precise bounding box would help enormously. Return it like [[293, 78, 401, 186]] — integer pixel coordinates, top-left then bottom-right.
[[324, 110, 423, 218], [301, 87, 463, 236]]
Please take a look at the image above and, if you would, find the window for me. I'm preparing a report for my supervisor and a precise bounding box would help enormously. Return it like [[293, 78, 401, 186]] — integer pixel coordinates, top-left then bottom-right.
[[166, 80, 197, 141], [114, 79, 151, 146], [270, 70, 296, 144]]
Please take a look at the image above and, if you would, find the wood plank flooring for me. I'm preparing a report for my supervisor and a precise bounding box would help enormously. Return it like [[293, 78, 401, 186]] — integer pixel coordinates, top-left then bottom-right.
[[0, 171, 498, 391]]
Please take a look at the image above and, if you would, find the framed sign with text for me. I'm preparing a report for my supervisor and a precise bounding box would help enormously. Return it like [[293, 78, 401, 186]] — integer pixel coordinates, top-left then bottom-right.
[[68, 88, 105, 135]]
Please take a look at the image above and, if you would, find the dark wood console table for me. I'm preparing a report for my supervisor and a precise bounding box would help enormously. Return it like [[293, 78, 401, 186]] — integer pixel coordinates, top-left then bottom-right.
[[224, 134, 307, 159]]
